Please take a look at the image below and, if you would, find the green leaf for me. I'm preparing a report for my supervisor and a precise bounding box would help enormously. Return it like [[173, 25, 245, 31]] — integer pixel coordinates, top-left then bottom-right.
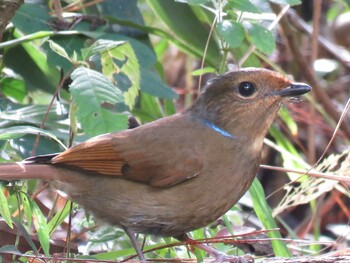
[[140, 69, 178, 99], [90, 244, 162, 260], [0, 245, 21, 255], [216, 20, 245, 48], [88, 40, 141, 108], [269, 0, 301, 5], [279, 107, 298, 136], [48, 201, 72, 234], [3, 31, 60, 93], [0, 102, 69, 131], [186, 0, 211, 5], [12, 217, 39, 253], [146, 0, 220, 67], [191, 67, 216, 76], [0, 77, 26, 102], [20, 192, 32, 229], [88, 39, 125, 57], [102, 34, 156, 68], [132, 93, 164, 122], [227, 0, 262, 13], [92, 40, 140, 109], [30, 199, 50, 256], [116, 43, 140, 109], [44, 35, 86, 71], [0, 126, 67, 150], [269, 126, 309, 181], [247, 23, 275, 54], [70, 67, 129, 136], [47, 40, 71, 62], [12, 3, 51, 34], [0, 186, 13, 229], [250, 179, 292, 257], [163, 99, 176, 116]]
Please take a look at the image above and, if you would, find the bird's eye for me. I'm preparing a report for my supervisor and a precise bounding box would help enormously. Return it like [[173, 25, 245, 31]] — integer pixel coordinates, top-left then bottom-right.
[[238, 82, 256, 97]]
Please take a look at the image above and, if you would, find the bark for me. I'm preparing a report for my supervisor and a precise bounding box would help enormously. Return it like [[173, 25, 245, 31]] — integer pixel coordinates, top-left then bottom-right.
[[0, 0, 24, 40]]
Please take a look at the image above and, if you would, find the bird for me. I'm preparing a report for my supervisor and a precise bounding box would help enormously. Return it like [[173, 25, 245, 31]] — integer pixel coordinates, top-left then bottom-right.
[[0, 68, 311, 262]]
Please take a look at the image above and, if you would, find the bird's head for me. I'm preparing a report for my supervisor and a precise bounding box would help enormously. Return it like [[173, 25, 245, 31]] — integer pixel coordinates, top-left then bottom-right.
[[190, 68, 311, 140]]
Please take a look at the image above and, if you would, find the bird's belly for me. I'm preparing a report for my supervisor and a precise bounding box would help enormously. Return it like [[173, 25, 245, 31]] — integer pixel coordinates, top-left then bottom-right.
[[53, 162, 257, 237]]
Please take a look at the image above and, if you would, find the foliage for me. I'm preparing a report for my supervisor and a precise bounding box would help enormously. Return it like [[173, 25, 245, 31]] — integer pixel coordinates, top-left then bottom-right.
[[0, 0, 349, 262]]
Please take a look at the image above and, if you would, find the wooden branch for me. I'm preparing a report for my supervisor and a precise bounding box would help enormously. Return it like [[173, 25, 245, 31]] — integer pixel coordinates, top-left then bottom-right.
[[0, 0, 24, 40]]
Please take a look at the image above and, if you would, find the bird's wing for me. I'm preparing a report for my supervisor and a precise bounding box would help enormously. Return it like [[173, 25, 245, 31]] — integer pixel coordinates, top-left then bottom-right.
[[51, 130, 203, 187]]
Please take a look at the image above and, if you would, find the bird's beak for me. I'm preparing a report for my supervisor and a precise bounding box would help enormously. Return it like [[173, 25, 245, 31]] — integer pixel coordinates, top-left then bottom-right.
[[271, 82, 312, 97]]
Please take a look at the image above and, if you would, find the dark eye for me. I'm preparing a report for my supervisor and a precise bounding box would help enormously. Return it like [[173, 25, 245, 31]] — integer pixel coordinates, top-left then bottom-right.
[[238, 82, 256, 97]]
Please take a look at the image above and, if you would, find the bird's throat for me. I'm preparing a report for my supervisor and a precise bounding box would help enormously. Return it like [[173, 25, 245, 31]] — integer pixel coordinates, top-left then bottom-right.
[[203, 119, 237, 139]]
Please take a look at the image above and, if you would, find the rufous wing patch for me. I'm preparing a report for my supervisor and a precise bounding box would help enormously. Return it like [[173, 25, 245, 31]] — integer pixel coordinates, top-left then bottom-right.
[[51, 137, 124, 177], [50, 133, 203, 188]]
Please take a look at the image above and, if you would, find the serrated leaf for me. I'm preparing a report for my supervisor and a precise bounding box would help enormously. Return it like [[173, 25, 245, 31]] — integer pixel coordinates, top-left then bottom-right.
[[88, 39, 126, 58], [228, 0, 262, 13], [248, 23, 275, 54], [94, 34, 176, 99], [0, 186, 13, 229], [30, 199, 50, 256], [216, 20, 245, 48], [269, 0, 301, 5], [90, 40, 140, 109], [115, 44, 140, 109], [70, 67, 128, 136]]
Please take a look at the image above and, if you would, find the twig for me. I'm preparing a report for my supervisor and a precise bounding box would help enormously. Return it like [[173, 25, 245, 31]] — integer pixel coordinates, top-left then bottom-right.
[[260, 164, 350, 183], [307, 0, 322, 164], [31, 68, 74, 156]]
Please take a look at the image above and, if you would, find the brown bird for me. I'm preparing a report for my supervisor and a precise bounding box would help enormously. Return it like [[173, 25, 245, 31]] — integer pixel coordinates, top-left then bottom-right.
[[0, 68, 310, 262]]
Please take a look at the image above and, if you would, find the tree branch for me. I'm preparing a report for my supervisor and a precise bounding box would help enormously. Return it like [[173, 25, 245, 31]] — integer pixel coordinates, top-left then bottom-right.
[[0, 0, 24, 41]]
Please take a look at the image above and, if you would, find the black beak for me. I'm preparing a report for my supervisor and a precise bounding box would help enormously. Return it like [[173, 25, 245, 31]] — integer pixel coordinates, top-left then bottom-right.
[[271, 82, 312, 97]]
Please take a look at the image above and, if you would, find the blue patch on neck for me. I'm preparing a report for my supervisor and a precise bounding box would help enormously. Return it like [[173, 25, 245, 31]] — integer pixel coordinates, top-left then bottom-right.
[[203, 120, 236, 139]]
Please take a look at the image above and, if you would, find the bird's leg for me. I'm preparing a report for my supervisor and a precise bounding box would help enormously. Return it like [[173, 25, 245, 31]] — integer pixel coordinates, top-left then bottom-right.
[[122, 226, 146, 261], [178, 234, 254, 263]]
